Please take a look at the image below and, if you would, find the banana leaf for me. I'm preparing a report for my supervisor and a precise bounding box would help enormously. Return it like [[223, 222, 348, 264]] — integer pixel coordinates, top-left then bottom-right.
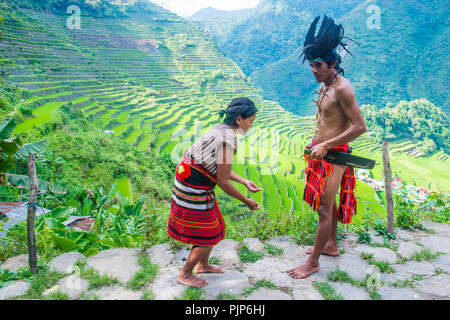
[[3, 173, 67, 194], [49, 207, 77, 220], [0, 118, 16, 140], [52, 234, 78, 252], [14, 140, 47, 160]]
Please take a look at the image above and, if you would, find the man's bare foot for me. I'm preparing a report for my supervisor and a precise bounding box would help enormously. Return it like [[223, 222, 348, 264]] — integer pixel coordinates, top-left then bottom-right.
[[177, 273, 208, 288], [287, 260, 320, 279], [194, 264, 225, 274], [306, 243, 339, 256]]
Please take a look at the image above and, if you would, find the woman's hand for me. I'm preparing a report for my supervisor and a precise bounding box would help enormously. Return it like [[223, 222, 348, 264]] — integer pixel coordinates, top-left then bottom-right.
[[244, 179, 262, 193], [245, 198, 261, 211]]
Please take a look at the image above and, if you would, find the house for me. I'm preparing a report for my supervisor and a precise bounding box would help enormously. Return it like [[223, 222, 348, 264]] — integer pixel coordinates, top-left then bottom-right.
[[0, 202, 49, 237]]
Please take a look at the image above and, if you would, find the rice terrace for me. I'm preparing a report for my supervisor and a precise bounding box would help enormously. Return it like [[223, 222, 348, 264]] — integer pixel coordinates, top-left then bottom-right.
[[0, 0, 448, 303]]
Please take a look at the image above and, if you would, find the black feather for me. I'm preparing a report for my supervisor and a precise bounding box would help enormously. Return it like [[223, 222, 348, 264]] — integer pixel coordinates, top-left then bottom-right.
[[300, 15, 359, 66]]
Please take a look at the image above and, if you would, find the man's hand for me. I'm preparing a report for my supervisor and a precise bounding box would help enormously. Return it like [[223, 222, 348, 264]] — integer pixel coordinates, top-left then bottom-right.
[[245, 198, 261, 211], [310, 142, 329, 159], [244, 179, 262, 193]]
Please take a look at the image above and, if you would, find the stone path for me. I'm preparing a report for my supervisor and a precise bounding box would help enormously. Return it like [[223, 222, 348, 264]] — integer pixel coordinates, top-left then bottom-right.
[[1, 221, 449, 300]]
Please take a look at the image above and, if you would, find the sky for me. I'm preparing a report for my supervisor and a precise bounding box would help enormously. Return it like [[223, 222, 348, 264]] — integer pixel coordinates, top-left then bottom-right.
[[150, 0, 261, 18]]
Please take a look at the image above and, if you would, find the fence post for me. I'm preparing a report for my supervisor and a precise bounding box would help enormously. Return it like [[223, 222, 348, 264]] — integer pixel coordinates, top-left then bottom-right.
[[27, 154, 38, 274], [382, 141, 394, 234]]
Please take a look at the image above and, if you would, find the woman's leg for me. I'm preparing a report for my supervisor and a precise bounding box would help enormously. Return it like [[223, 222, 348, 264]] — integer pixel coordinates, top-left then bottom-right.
[[177, 245, 211, 287], [194, 246, 225, 274]]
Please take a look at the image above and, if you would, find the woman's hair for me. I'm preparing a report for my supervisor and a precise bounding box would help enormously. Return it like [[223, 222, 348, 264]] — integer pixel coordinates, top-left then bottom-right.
[[219, 97, 257, 127]]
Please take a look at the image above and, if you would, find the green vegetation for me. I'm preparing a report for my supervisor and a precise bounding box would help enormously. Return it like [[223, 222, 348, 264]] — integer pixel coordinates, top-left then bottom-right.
[[361, 100, 449, 154], [327, 269, 382, 300], [208, 256, 221, 265], [175, 287, 206, 300], [409, 249, 443, 262], [126, 254, 159, 290], [200, 0, 449, 117], [312, 281, 343, 300], [75, 260, 120, 290], [0, 0, 447, 269], [360, 253, 395, 274], [242, 279, 278, 297], [21, 267, 67, 299], [239, 244, 264, 263], [264, 243, 283, 256]]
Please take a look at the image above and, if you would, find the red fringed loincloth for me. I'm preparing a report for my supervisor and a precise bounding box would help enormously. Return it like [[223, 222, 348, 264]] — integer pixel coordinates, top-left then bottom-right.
[[167, 155, 226, 246], [303, 140, 357, 224]]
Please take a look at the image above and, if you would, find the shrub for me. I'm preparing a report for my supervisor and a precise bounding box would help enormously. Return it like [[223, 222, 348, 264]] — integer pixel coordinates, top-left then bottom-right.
[[19, 105, 33, 117]]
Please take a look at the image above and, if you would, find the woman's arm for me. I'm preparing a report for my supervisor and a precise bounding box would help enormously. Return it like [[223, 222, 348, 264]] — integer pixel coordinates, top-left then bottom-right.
[[229, 171, 247, 184], [216, 144, 261, 210]]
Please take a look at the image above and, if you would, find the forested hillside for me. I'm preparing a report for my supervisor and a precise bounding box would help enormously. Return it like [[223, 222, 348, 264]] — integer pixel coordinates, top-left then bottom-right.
[[194, 0, 449, 118], [0, 0, 448, 226]]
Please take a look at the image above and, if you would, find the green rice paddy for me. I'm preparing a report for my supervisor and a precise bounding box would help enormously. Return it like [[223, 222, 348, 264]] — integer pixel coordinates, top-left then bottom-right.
[[1, 6, 448, 225]]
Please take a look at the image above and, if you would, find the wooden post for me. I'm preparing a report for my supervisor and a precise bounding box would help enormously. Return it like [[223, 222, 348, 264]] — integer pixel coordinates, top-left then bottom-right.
[[382, 141, 394, 234], [27, 154, 38, 274]]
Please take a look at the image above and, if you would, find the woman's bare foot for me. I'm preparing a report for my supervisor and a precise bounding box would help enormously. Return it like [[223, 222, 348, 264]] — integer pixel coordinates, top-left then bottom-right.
[[177, 272, 208, 288], [194, 264, 225, 274], [306, 243, 339, 256], [287, 259, 320, 279]]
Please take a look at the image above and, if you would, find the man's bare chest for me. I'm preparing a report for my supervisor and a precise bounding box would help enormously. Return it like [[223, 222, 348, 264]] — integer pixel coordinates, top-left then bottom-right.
[[314, 86, 341, 121]]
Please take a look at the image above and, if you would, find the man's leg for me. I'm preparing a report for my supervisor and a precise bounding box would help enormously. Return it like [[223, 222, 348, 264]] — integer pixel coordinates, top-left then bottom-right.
[[194, 246, 225, 274], [306, 201, 339, 256], [287, 164, 346, 279], [177, 245, 211, 287]]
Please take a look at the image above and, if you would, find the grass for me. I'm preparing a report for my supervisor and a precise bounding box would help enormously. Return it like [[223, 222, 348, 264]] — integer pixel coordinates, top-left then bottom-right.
[[80, 292, 100, 300], [360, 253, 396, 273], [40, 291, 69, 300], [75, 260, 120, 290], [264, 243, 283, 256], [409, 249, 443, 262], [175, 287, 206, 300], [239, 244, 264, 263], [390, 275, 424, 288], [21, 269, 67, 299], [312, 281, 343, 300], [14, 101, 66, 132], [208, 257, 222, 265], [241, 279, 278, 297], [217, 292, 241, 300], [141, 289, 155, 300], [126, 254, 159, 290], [327, 269, 383, 300]]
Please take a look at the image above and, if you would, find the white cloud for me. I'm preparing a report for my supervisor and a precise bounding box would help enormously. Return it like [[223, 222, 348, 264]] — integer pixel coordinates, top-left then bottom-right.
[[150, 0, 260, 17]]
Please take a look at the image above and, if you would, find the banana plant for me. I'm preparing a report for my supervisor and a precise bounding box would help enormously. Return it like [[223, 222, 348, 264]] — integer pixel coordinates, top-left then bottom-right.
[[0, 118, 66, 194]]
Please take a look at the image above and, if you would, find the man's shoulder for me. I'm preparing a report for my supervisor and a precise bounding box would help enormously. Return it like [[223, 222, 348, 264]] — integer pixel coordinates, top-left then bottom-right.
[[334, 77, 355, 98]]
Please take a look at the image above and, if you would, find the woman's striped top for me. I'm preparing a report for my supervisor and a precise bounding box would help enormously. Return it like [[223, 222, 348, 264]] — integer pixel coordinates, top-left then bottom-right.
[[184, 123, 238, 176]]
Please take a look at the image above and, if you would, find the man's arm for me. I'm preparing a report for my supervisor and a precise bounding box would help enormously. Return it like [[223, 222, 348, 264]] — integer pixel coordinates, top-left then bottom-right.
[[311, 84, 367, 158]]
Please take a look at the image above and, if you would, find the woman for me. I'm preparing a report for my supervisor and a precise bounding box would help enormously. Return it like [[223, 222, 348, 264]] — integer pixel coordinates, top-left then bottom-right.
[[167, 97, 262, 288]]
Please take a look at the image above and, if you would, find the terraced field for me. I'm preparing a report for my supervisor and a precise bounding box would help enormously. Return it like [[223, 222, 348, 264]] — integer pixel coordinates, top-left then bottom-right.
[[1, 6, 448, 223]]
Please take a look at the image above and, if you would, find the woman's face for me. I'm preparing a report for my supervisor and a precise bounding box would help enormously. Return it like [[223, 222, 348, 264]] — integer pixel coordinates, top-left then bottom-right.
[[235, 113, 256, 134]]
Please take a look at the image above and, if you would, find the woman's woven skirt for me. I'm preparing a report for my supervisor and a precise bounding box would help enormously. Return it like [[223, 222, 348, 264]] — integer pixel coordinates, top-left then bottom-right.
[[167, 155, 226, 246]]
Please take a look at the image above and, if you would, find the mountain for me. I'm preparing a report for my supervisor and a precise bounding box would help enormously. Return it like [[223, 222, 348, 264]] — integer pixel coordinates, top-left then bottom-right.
[[189, 7, 252, 21], [0, 0, 448, 221], [197, 0, 450, 117]]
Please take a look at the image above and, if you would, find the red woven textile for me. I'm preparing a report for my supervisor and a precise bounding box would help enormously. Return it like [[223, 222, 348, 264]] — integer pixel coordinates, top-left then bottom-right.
[[303, 140, 357, 224], [168, 156, 226, 246]]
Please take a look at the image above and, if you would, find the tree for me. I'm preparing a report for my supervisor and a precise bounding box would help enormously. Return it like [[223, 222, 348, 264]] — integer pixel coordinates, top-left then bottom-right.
[[0, 118, 66, 274]]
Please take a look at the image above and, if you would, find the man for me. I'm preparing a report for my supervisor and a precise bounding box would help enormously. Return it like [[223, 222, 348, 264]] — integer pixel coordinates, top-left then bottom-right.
[[287, 15, 367, 279]]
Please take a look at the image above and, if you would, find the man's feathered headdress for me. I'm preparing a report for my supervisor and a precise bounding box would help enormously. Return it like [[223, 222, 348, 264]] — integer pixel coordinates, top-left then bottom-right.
[[299, 15, 359, 70]]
